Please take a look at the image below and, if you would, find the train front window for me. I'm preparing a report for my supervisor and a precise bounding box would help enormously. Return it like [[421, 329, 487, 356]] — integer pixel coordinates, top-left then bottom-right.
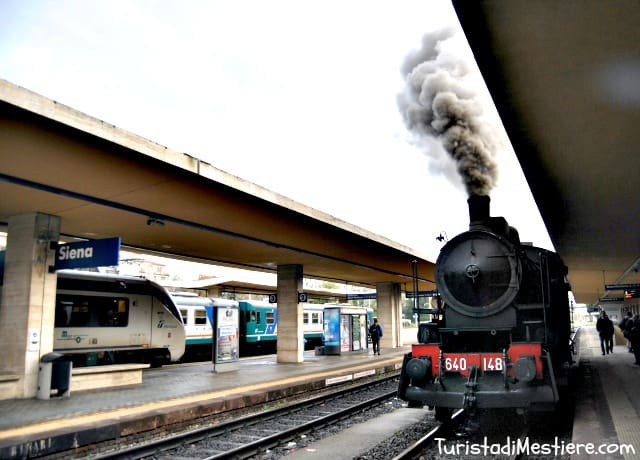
[[55, 295, 129, 327]]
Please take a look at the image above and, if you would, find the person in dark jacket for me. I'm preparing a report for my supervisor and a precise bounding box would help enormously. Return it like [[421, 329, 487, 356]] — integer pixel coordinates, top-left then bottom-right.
[[596, 312, 615, 355], [620, 311, 634, 352], [369, 318, 383, 356], [627, 315, 640, 365]]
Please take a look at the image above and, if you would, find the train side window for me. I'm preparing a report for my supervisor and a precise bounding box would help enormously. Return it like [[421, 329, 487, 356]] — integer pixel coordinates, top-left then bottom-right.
[[250, 311, 257, 322], [55, 300, 73, 327], [195, 309, 207, 325], [311, 312, 320, 324], [303, 312, 309, 324], [180, 309, 188, 325], [55, 295, 129, 327], [266, 312, 274, 324]]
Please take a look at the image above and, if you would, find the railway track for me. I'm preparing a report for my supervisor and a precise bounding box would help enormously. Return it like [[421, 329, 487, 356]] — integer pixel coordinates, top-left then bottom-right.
[[390, 409, 463, 460], [390, 409, 558, 460], [88, 375, 399, 460]]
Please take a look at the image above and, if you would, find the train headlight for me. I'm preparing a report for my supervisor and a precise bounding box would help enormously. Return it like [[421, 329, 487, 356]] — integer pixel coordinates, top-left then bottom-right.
[[512, 355, 537, 382], [406, 357, 431, 380]]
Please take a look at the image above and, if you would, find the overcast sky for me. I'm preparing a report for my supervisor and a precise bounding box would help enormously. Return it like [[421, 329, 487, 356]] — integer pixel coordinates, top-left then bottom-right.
[[0, 0, 553, 261]]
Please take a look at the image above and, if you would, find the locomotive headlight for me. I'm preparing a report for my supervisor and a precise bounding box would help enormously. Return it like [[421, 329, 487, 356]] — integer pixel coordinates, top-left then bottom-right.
[[406, 357, 431, 380], [512, 355, 537, 382]]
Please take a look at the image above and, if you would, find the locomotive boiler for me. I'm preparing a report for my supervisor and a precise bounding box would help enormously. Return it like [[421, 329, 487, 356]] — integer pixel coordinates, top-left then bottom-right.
[[398, 195, 573, 421]]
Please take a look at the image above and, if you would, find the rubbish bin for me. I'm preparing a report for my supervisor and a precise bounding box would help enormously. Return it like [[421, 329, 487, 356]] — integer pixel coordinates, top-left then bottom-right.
[[37, 352, 72, 400]]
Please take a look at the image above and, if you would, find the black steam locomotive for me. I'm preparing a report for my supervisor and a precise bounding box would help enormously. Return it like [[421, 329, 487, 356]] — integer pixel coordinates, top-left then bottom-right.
[[398, 195, 573, 421]]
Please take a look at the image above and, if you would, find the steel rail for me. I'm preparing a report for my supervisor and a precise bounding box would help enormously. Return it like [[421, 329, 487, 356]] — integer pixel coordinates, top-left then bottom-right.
[[391, 408, 465, 460], [90, 374, 399, 460]]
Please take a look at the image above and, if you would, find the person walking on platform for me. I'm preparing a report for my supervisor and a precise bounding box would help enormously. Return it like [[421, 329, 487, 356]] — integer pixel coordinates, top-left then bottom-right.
[[596, 311, 614, 355], [369, 318, 383, 356], [628, 315, 640, 365], [620, 311, 634, 352]]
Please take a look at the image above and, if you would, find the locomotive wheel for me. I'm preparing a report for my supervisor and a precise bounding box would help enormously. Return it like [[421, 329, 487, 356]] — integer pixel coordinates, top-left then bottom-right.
[[434, 406, 453, 422]]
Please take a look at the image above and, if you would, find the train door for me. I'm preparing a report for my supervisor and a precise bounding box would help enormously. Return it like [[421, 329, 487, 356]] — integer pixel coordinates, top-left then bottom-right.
[[264, 308, 277, 340], [191, 307, 210, 345], [131, 293, 151, 351]]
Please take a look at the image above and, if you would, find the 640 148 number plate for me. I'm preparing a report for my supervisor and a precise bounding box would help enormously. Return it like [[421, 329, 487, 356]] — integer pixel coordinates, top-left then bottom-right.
[[442, 353, 504, 374]]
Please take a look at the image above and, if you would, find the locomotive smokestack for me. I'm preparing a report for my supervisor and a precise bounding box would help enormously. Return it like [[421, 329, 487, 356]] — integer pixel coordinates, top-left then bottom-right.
[[467, 194, 519, 243], [468, 194, 490, 228]]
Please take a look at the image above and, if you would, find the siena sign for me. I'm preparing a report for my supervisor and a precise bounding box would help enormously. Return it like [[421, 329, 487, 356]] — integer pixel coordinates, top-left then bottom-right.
[[54, 237, 121, 270]]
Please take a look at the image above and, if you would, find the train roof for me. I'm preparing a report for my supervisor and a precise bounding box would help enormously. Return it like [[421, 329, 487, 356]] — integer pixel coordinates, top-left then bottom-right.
[[171, 293, 239, 308], [56, 269, 150, 284]]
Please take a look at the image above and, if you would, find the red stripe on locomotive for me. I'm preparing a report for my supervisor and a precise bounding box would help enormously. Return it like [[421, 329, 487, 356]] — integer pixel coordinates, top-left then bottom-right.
[[411, 343, 543, 379]]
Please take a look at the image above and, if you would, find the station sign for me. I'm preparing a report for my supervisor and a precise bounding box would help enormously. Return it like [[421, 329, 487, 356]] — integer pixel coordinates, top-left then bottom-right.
[[54, 237, 121, 270], [406, 290, 440, 298], [599, 297, 624, 303], [268, 293, 308, 303], [605, 283, 640, 291], [345, 293, 377, 300]]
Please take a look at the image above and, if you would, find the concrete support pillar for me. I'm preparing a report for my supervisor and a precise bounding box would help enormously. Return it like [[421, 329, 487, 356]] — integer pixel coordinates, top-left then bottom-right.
[[375, 282, 402, 350], [276, 264, 303, 363], [0, 213, 60, 400]]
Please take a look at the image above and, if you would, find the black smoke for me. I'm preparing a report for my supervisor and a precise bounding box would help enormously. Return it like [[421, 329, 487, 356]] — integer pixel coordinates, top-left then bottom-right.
[[397, 28, 498, 197]]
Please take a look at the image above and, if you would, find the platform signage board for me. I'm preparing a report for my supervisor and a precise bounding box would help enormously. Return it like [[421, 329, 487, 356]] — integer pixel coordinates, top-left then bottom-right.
[[54, 237, 120, 270], [207, 302, 239, 373], [323, 307, 341, 355]]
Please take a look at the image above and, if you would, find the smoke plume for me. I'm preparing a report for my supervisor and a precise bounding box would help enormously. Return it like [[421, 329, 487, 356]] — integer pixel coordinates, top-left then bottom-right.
[[397, 28, 498, 196]]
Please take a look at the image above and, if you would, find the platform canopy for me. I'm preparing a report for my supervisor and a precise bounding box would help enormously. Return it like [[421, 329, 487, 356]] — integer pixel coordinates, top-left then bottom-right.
[[0, 79, 435, 293], [454, 0, 640, 304]]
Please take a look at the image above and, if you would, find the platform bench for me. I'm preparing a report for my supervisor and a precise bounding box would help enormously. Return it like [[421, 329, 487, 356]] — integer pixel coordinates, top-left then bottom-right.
[[71, 363, 150, 392]]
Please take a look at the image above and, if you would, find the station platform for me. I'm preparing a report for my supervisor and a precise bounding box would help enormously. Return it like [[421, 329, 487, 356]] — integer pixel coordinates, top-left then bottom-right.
[[5, 326, 640, 459], [0, 347, 407, 459], [572, 325, 640, 459]]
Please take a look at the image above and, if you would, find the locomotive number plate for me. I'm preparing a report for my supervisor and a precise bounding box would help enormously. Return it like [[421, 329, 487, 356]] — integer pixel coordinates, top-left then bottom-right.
[[442, 353, 504, 372]]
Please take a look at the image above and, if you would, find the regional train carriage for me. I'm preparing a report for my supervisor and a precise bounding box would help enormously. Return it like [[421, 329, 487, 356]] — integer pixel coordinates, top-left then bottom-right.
[[398, 195, 573, 421], [172, 292, 239, 359], [171, 295, 327, 356], [53, 270, 186, 367], [239, 300, 278, 353], [173, 292, 214, 347], [302, 303, 325, 349]]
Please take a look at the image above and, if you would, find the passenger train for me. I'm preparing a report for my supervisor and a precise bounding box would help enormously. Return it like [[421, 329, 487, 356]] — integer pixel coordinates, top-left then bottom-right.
[[172, 293, 366, 357], [397, 195, 573, 420], [53, 270, 186, 367]]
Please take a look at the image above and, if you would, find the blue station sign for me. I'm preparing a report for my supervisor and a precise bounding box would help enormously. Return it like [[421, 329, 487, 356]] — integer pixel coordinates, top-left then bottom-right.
[[54, 237, 121, 270]]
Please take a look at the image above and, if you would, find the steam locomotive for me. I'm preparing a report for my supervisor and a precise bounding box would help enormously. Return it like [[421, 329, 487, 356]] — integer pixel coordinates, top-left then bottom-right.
[[398, 195, 573, 421]]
